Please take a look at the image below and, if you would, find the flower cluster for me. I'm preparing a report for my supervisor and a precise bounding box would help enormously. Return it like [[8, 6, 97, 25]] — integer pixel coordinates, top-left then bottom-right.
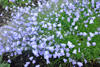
[[0, 0, 100, 67]]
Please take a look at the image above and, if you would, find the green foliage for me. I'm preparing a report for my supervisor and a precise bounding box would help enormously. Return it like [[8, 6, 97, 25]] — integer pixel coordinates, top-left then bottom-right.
[[0, 0, 30, 9], [0, 55, 10, 67], [0, 0, 100, 67], [36, 0, 100, 66]]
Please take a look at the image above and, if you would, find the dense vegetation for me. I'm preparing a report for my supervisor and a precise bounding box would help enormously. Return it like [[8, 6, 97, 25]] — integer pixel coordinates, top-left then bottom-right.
[[0, 0, 100, 67]]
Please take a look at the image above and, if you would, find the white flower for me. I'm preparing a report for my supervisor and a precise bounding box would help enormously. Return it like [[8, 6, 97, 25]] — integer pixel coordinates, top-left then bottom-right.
[[98, 14, 100, 17], [90, 19, 94, 24], [84, 20, 88, 23], [34, 13, 38, 16], [42, 24, 47, 28], [29, 57, 33, 61], [66, 52, 70, 57], [51, 0, 58, 3], [32, 60, 36, 64], [91, 0, 94, 8], [63, 59, 67, 63], [78, 48, 80, 52], [32, 16, 37, 21], [8, 59, 11, 63], [77, 62, 83, 67], [71, 22, 75, 26], [78, 43, 81, 46], [46, 46, 54, 52], [30, 36, 36, 41], [9, 0, 15, 2], [55, 18, 58, 21], [67, 41, 75, 48], [72, 60, 76, 65], [31, 41, 37, 49], [57, 23, 61, 27], [53, 52, 58, 58], [74, 26, 78, 30], [59, 9, 63, 13], [97, 27, 100, 31], [5, 6, 8, 11], [83, 32, 87, 36], [32, 49, 39, 57], [48, 26, 52, 30], [60, 48, 65, 56], [65, 48, 70, 52], [79, 32, 83, 36], [89, 32, 94, 37], [60, 4, 65, 8], [17, 41, 20, 45], [62, 17, 64, 20], [35, 65, 40, 67], [84, 59, 87, 63], [46, 59, 50, 64], [56, 31, 61, 37], [87, 37, 91, 41], [94, 31, 99, 35], [24, 62, 30, 67], [92, 17, 95, 20], [61, 43, 66, 48], [92, 42, 96, 46], [87, 42, 91, 47], [73, 18, 78, 22], [67, 17, 70, 22], [53, 23, 57, 27], [73, 49, 77, 54], [6, 46, 10, 51]]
